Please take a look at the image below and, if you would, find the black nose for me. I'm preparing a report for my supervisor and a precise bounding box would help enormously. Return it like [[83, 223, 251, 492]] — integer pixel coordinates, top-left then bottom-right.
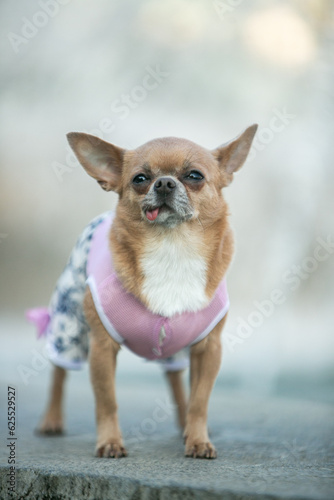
[[154, 177, 176, 195]]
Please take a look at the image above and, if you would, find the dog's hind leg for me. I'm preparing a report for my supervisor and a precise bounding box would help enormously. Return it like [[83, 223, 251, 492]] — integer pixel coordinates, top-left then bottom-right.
[[166, 370, 187, 430], [37, 364, 67, 435]]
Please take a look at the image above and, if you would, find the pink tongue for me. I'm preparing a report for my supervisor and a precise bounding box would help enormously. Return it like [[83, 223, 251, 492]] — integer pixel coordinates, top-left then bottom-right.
[[146, 208, 159, 221]]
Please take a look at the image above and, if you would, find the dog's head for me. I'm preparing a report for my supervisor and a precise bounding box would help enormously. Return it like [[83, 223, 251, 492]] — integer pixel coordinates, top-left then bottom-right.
[[67, 125, 257, 228]]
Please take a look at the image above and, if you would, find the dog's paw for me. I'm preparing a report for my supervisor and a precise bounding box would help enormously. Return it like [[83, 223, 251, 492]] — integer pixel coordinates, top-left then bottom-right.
[[36, 415, 64, 436], [95, 441, 127, 458], [185, 441, 217, 459]]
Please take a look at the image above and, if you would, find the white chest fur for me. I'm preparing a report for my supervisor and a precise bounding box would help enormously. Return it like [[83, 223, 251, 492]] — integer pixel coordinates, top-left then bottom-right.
[[140, 232, 209, 317]]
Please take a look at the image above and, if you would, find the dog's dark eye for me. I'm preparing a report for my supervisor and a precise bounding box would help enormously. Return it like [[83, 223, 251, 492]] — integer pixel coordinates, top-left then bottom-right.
[[132, 173, 150, 184], [185, 170, 204, 181]]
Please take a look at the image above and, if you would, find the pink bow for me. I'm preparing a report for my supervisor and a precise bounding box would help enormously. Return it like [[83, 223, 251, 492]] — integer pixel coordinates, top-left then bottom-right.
[[25, 307, 50, 338]]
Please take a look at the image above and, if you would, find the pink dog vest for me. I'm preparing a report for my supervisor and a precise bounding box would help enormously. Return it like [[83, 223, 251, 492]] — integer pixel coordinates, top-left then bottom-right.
[[86, 214, 229, 361]]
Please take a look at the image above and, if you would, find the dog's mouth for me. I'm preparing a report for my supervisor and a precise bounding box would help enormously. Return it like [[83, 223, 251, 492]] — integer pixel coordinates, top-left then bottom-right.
[[145, 207, 160, 221], [145, 204, 172, 222], [143, 200, 194, 227]]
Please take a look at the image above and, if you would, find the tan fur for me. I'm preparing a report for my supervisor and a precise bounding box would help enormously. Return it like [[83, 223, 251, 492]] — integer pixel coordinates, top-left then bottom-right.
[[84, 289, 126, 458], [37, 365, 66, 435], [39, 125, 257, 459], [184, 315, 227, 458], [109, 138, 236, 304], [165, 370, 187, 429]]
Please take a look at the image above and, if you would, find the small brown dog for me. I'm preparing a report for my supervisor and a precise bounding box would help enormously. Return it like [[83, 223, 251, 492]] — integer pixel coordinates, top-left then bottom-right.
[[36, 125, 257, 459]]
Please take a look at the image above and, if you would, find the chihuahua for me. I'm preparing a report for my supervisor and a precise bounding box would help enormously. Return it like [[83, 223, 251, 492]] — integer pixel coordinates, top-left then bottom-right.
[[28, 124, 257, 459]]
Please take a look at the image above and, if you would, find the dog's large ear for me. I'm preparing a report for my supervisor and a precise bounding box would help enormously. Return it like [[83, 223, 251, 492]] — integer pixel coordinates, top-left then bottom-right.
[[67, 132, 125, 193], [213, 124, 258, 186]]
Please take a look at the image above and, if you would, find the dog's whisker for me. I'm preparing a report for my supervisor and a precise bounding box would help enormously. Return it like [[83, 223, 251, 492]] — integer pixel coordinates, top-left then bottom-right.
[[196, 217, 204, 231]]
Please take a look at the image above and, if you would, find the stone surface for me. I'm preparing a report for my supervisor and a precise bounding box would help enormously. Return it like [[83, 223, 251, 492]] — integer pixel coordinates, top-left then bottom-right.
[[1, 367, 334, 500], [1, 321, 333, 499]]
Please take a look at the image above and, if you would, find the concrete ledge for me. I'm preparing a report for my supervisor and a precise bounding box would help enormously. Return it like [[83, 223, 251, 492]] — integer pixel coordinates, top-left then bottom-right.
[[1, 456, 334, 500], [0, 468, 276, 500], [1, 370, 333, 500]]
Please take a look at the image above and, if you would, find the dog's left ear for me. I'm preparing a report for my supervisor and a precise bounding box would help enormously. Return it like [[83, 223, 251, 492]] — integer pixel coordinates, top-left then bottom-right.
[[213, 124, 258, 186], [67, 132, 125, 193]]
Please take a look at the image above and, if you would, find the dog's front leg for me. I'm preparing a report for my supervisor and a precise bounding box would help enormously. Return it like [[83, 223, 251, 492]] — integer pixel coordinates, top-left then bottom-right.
[[90, 331, 126, 458], [84, 289, 127, 458], [184, 316, 226, 459]]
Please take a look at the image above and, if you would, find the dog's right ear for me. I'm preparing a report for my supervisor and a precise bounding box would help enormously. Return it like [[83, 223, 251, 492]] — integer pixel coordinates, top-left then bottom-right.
[[213, 124, 258, 186], [67, 132, 125, 193]]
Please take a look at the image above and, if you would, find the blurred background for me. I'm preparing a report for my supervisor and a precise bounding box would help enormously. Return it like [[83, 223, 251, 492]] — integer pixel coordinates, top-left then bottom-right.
[[0, 0, 333, 402]]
